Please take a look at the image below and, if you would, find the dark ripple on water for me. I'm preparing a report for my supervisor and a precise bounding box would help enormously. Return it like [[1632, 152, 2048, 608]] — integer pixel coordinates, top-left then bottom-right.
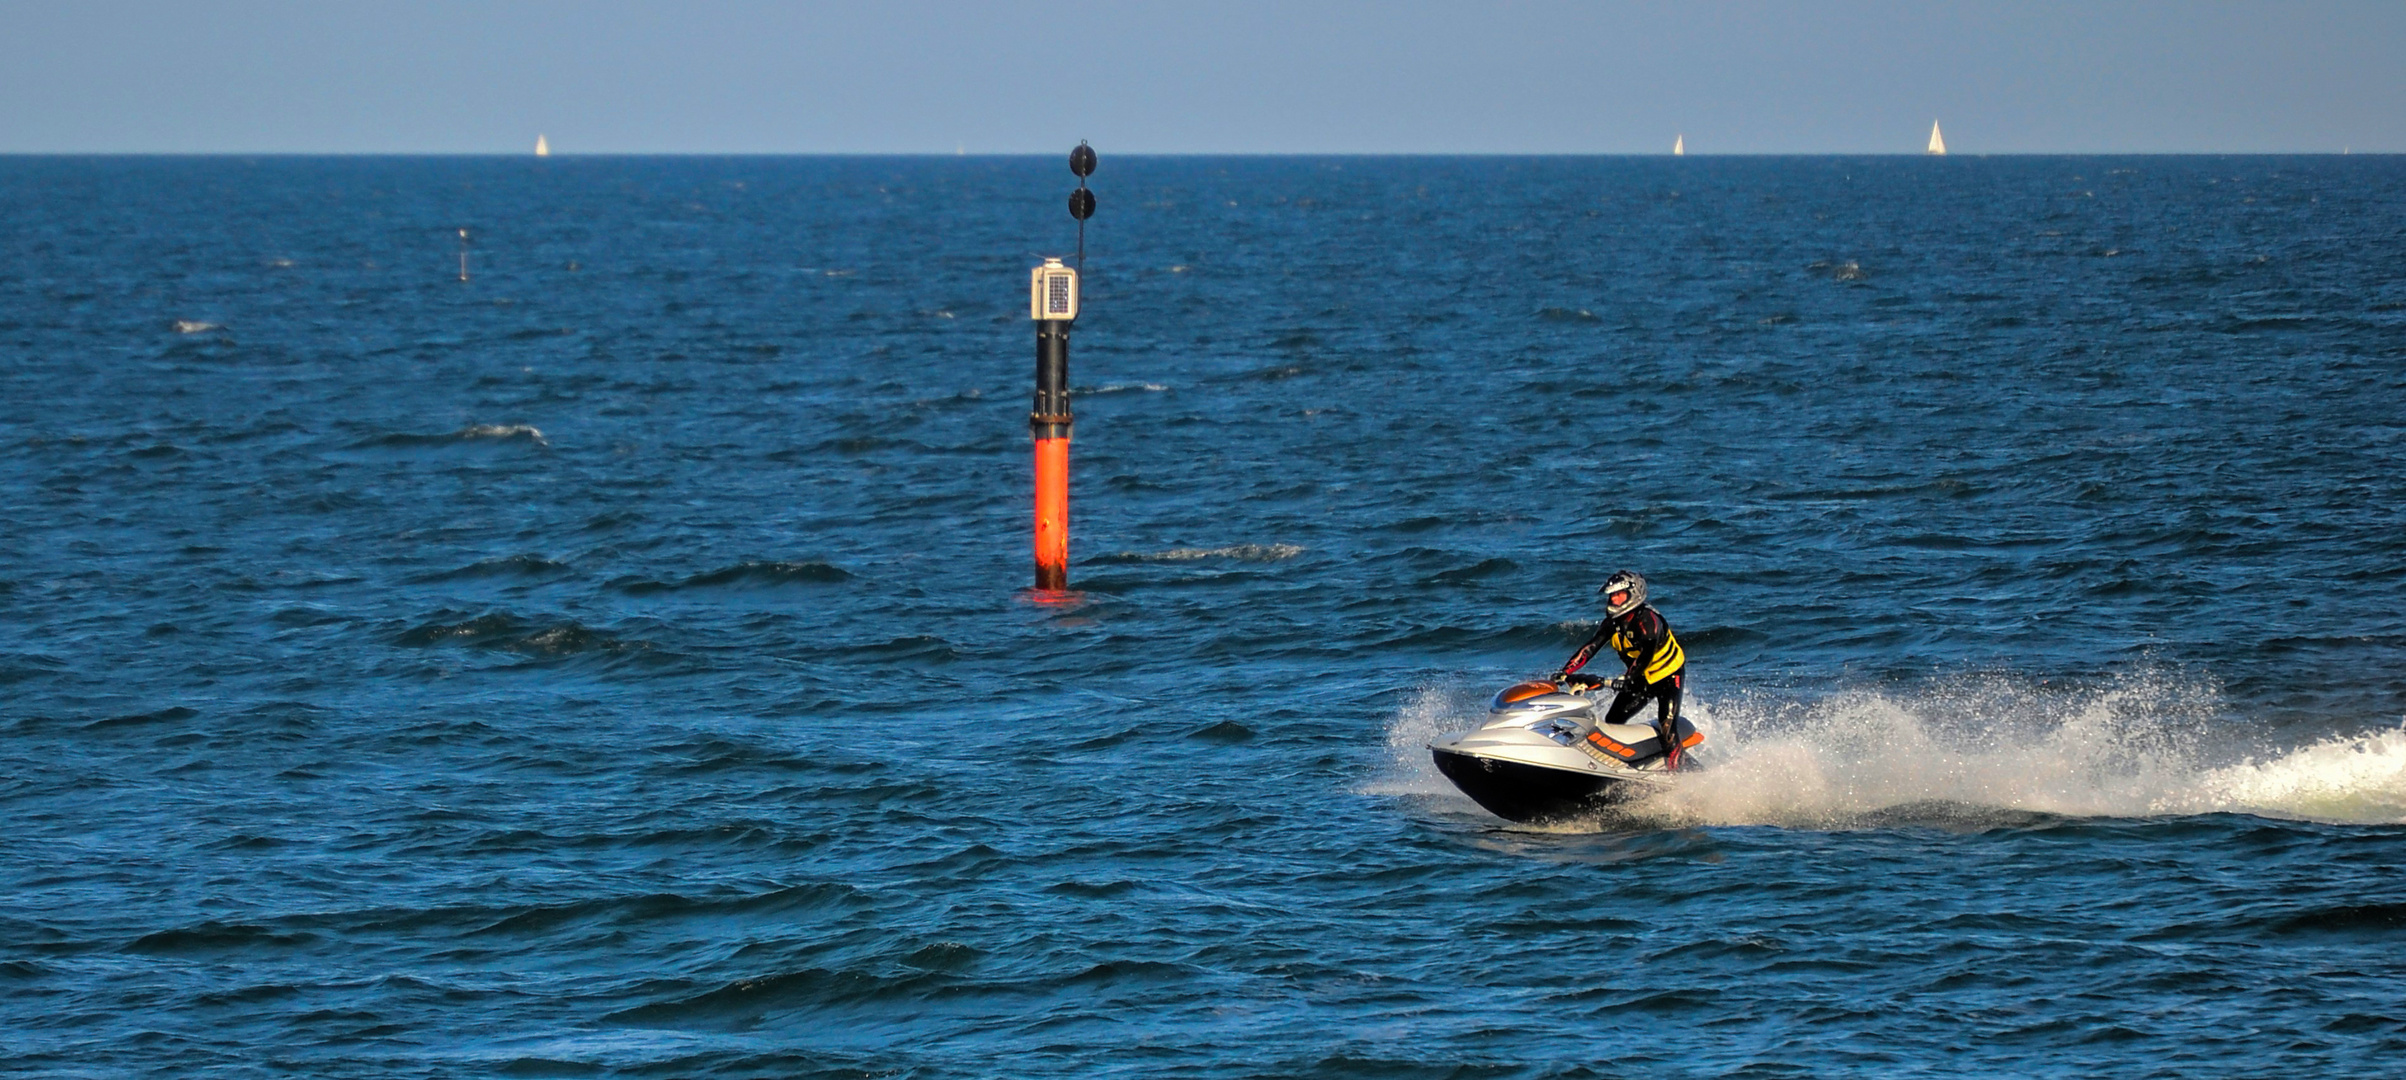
[[3, 155, 2406, 1076]]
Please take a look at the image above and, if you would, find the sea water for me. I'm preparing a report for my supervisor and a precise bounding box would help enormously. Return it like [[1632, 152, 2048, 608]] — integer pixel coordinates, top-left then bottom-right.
[[2, 155, 2403, 1076]]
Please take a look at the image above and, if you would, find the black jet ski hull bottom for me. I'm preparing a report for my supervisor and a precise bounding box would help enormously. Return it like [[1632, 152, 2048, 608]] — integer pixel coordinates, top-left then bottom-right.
[[1430, 746, 1655, 823]]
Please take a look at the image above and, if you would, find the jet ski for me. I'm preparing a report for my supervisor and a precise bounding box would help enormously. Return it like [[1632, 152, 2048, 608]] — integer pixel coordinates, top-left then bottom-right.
[[1428, 679, 1702, 823]]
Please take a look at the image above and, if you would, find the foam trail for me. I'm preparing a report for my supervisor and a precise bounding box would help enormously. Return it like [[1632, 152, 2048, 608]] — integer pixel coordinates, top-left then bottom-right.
[[2174, 727, 2406, 823], [1387, 671, 2406, 829]]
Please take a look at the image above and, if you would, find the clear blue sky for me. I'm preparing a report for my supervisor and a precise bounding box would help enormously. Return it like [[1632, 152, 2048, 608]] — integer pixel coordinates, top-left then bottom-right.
[[2, 0, 2398, 154]]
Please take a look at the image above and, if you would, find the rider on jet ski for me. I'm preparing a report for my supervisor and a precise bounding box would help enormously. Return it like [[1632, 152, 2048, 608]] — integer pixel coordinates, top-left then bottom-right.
[[1553, 570, 1689, 770]]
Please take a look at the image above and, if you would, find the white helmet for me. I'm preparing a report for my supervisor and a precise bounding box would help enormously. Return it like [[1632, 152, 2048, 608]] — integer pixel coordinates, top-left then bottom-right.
[[1599, 570, 1647, 619]]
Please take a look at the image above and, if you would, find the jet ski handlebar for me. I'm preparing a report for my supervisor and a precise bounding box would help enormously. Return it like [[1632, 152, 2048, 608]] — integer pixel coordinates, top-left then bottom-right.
[[1550, 672, 1623, 692], [1493, 675, 1625, 710]]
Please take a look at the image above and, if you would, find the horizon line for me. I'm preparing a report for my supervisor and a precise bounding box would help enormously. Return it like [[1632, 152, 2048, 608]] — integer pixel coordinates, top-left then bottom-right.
[[1, 150, 2396, 159]]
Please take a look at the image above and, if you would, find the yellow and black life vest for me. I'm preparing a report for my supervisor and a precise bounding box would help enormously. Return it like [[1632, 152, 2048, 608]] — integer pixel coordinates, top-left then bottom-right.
[[1609, 607, 1685, 685]]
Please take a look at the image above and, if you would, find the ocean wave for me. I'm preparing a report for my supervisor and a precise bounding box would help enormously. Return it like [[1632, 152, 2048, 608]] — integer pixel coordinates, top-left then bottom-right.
[[1423, 557, 1516, 584], [604, 965, 950, 1027], [0, 651, 70, 689], [646, 737, 886, 777], [611, 560, 852, 594], [767, 633, 959, 670], [84, 705, 201, 731], [1078, 382, 1170, 395], [394, 613, 641, 658], [1090, 544, 1304, 564], [415, 554, 572, 581], [457, 424, 548, 445], [351, 424, 550, 451], [126, 920, 314, 955], [1809, 258, 1868, 281]]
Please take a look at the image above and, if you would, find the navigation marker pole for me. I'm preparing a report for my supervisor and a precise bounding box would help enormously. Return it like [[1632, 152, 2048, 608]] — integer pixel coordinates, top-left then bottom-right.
[[458, 228, 470, 282], [1030, 143, 1097, 593]]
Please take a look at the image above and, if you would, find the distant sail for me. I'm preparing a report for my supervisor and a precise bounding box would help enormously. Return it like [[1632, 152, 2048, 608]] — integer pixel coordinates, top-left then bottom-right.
[[535, 134, 550, 157], [1927, 122, 1946, 155], [1673, 134, 1684, 156]]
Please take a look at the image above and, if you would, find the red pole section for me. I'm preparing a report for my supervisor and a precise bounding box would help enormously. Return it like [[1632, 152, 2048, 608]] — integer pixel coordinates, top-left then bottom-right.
[[1033, 435, 1069, 590]]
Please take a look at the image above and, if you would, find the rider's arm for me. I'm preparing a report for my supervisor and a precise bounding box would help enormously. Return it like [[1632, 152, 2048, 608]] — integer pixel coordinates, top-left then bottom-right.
[[1560, 623, 1611, 676]]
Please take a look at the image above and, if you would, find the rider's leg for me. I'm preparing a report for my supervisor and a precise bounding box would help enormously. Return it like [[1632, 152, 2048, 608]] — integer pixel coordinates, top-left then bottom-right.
[[1653, 674, 1686, 769], [1600, 685, 1649, 728]]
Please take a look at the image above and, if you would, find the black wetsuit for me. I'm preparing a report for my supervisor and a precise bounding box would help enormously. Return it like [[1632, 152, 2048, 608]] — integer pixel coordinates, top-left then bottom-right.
[[1562, 605, 1688, 761]]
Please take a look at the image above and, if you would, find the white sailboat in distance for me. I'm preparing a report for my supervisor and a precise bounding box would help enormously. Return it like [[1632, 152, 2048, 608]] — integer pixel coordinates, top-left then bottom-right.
[[1927, 122, 1946, 155], [535, 134, 550, 157], [1674, 134, 1684, 156]]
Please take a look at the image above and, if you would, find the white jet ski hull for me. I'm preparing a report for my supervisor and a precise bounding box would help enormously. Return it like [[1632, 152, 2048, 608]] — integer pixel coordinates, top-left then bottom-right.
[[1428, 683, 1697, 823]]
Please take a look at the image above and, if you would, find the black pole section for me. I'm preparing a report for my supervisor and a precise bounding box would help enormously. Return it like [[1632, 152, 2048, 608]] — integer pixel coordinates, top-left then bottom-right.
[[1032, 320, 1072, 440], [1070, 141, 1097, 273]]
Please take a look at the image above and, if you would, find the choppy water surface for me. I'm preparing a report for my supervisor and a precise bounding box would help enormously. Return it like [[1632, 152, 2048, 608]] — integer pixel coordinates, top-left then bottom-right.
[[3, 155, 2404, 1076]]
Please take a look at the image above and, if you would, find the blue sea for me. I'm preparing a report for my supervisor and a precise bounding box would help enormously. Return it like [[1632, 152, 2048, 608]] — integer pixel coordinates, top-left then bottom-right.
[[3, 154, 2404, 1077]]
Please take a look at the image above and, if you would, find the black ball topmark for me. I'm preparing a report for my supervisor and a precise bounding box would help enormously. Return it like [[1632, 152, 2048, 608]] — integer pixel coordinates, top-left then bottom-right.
[[1068, 188, 1096, 221], [1069, 142, 1097, 178]]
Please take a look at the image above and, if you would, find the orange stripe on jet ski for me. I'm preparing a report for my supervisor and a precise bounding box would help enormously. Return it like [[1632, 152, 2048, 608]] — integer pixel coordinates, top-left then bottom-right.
[[1586, 732, 1640, 760]]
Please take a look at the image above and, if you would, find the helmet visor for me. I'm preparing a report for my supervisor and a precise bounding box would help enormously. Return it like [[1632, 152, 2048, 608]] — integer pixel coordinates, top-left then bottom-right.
[[1606, 589, 1631, 608]]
